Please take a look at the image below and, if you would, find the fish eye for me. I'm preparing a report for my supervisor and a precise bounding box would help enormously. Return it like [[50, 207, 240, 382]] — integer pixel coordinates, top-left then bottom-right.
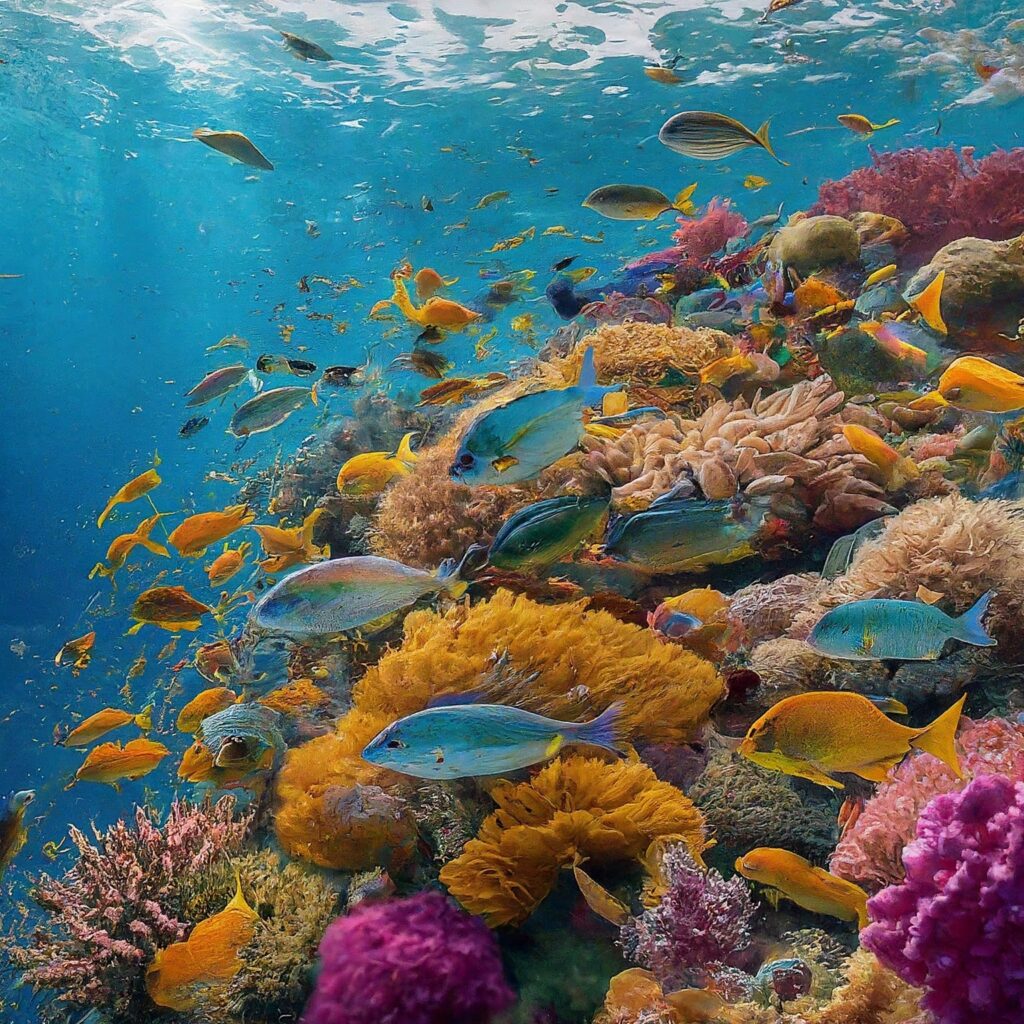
[[386, 738, 406, 749], [458, 453, 475, 467]]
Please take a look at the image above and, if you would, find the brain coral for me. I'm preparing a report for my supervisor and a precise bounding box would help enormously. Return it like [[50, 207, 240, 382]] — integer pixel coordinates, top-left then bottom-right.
[[440, 755, 707, 926]]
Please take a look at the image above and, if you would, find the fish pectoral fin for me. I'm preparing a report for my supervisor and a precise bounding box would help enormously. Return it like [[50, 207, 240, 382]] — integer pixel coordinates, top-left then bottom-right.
[[491, 455, 520, 474], [853, 756, 904, 783], [789, 759, 845, 790], [545, 733, 564, 757]]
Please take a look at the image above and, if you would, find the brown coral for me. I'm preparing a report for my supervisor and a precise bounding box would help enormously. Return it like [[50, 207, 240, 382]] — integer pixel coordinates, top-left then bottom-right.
[[440, 755, 707, 926]]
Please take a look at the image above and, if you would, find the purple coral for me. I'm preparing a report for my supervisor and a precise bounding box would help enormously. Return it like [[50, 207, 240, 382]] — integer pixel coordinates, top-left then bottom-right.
[[302, 891, 515, 1024], [863, 773, 1024, 1024], [6, 797, 250, 1022], [619, 843, 756, 990], [812, 146, 1024, 250], [671, 198, 748, 262]]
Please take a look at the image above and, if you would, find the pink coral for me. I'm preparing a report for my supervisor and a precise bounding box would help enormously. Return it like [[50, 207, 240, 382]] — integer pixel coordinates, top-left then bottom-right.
[[671, 199, 748, 262], [812, 146, 1024, 250], [6, 798, 251, 1022], [831, 717, 1024, 890]]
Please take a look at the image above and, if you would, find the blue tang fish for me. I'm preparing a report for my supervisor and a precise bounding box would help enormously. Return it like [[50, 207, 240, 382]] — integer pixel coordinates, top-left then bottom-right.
[[807, 592, 996, 661], [361, 700, 625, 779], [451, 347, 620, 485]]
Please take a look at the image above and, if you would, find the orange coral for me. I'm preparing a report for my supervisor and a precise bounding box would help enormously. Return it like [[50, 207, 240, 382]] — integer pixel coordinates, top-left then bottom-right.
[[440, 755, 707, 926]]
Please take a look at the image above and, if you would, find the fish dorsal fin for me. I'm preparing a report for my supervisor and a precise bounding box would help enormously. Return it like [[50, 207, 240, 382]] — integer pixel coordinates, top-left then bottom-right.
[[226, 868, 256, 918], [301, 507, 324, 545], [426, 689, 487, 709], [393, 430, 420, 465]]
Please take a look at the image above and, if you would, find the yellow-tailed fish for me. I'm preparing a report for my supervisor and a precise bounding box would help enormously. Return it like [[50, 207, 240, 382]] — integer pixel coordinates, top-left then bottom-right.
[[566, 266, 598, 284], [739, 691, 966, 789], [193, 128, 273, 171], [736, 848, 868, 928], [659, 111, 787, 164], [841, 424, 919, 489], [582, 184, 698, 221], [89, 513, 169, 580], [336, 432, 419, 495], [64, 704, 153, 747], [71, 737, 169, 790], [253, 507, 330, 574], [907, 269, 947, 334], [934, 355, 1024, 412], [837, 114, 901, 136], [97, 453, 161, 528], [168, 505, 255, 558]]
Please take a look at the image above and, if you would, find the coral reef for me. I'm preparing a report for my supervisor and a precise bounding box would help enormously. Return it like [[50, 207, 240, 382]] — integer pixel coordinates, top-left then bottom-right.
[[831, 716, 1024, 890], [440, 755, 707, 926], [301, 892, 515, 1024], [619, 843, 756, 989], [863, 774, 1024, 1024], [5, 799, 250, 1023], [767, 216, 862, 275], [672, 198, 749, 261]]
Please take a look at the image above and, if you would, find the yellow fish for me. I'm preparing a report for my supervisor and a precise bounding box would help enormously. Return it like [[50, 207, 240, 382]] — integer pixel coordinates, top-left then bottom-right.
[[475, 326, 498, 360], [205, 541, 252, 587], [54, 630, 96, 672], [413, 267, 457, 301], [735, 847, 869, 928], [487, 226, 536, 252], [907, 269, 947, 334], [572, 858, 630, 926], [837, 114, 901, 136], [259, 677, 330, 716], [127, 586, 215, 635], [644, 65, 683, 85], [193, 128, 273, 171], [863, 264, 898, 289], [388, 274, 479, 329], [71, 737, 169, 790], [842, 424, 919, 489], [64, 704, 153, 747], [542, 225, 574, 236], [930, 355, 1024, 413], [168, 505, 256, 559], [205, 334, 249, 353], [473, 190, 510, 210], [336, 432, 419, 495], [739, 691, 965, 789], [743, 174, 770, 190], [253, 507, 330, 574], [698, 353, 755, 387], [89, 513, 169, 581], [146, 872, 258, 1011], [177, 687, 238, 733], [566, 266, 598, 284], [97, 453, 162, 528]]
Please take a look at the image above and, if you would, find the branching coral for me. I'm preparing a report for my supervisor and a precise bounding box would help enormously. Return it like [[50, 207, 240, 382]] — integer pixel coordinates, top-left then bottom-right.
[[620, 843, 756, 989], [728, 574, 827, 649], [672, 199, 749, 261], [302, 892, 515, 1024], [831, 716, 1024, 890], [863, 774, 1024, 1024], [811, 145, 1024, 250], [5, 798, 251, 1023], [440, 755, 707, 926]]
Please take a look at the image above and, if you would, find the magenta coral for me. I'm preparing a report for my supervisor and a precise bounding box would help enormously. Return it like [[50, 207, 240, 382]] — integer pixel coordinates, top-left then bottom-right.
[[671, 199, 748, 262], [831, 717, 1024, 890], [7, 797, 250, 1022], [301, 891, 515, 1024], [863, 773, 1024, 1024], [619, 843, 755, 990], [812, 146, 1024, 250]]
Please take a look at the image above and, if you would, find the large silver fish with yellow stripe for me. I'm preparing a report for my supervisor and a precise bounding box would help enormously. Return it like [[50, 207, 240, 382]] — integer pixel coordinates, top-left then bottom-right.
[[659, 111, 786, 164]]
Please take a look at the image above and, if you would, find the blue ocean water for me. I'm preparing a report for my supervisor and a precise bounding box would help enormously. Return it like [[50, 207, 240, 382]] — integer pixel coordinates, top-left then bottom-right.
[[0, 0, 1021, 1019]]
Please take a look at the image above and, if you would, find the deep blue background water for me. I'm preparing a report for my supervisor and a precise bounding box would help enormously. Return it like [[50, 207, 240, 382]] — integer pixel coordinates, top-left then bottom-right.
[[0, 0, 1020, 1015]]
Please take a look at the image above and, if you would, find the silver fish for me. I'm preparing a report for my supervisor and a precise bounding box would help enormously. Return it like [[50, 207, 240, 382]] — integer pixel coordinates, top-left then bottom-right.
[[229, 386, 315, 438], [659, 111, 786, 164], [193, 128, 274, 171], [185, 364, 249, 407], [280, 31, 333, 61]]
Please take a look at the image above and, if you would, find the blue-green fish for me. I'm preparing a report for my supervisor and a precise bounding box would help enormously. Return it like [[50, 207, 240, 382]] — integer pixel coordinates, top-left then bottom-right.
[[229, 386, 316, 438], [250, 555, 467, 639], [807, 592, 996, 661], [489, 495, 609, 572], [450, 347, 620, 485], [604, 498, 770, 573], [361, 700, 625, 779]]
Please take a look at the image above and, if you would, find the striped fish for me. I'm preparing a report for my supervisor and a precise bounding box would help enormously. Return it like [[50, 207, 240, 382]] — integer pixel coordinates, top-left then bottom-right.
[[659, 111, 787, 165]]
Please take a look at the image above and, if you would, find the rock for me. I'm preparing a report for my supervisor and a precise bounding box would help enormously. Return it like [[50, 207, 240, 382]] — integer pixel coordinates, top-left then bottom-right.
[[905, 235, 1024, 338], [769, 216, 862, 275]]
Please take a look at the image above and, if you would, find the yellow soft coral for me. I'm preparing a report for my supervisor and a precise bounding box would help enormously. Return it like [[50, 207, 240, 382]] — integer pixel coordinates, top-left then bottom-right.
[[440, 755, 707, 926]]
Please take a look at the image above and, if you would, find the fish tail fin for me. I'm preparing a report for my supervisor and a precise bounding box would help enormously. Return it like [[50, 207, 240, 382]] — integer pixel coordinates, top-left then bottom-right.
[[436, 556, 469, 599], [135, 704, 154, 733], [575, 701, 628, 756], [578, 345, 619, 406], [756, 119, 788, 166], [390, 274, 420, 322], [125, 621, 145, 636], [911, 694, 966, 777], [395, 430, 419, 465], [953, 590, 997, 646], [309, 386, 319, 407], [877, 118, 901, 130], [138, 539, 171, 558], [854, 889, 869, 929]]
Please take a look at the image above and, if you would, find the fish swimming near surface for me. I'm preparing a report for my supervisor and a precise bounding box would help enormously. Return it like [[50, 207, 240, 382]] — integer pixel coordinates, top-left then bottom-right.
[[71, 737, 170, 790], [807, 592, 995, 661], [336, 431, 419, 495], [604, 498, 770, 574], [450, 347, 620, 485], [735, 848, 868, 927], [659, 111, 786, 164], [837, 114, 901, 136], [127, 586, 216, 635], [361, 700, 625, 779], [249, 554, 468, 639], [193, 128, 274, 171], [185, 365, 250, 407], [64, 704, 153, 747], [280, 30, 333, 61], [0, 790, 35, 879], [229, 386, 316, 439], [488, 495, 610, 573], [178, 703, 284, 786], [97, 454, 162, 528], [89, 513, 169, 581], [176, 687, 238, 733], [253, 507, 330, 574], [582, 184, 698, 221], [168, 505, 256, 558], [739, 690, 966, 789]]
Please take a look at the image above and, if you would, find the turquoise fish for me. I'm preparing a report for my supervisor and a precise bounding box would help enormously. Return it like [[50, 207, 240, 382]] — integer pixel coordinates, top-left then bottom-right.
[[807, 592, 996, 661], [489, 495, 609, 572], [604, 498, 770, 573], [450, 347, 620, 485], [250, 555, 468, 639], [361, 700, 625, 779], [229, 386, 316, 438], [184, 364, 250, 407]]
